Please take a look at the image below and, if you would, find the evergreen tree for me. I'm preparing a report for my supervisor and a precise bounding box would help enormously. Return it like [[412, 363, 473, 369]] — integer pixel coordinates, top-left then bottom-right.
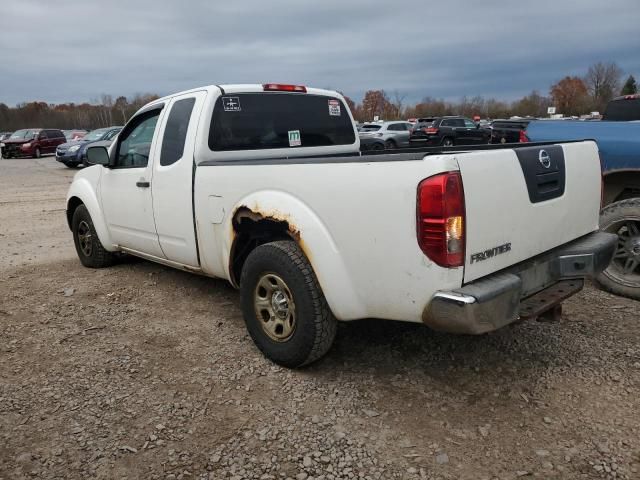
[[621, 75, 638, 95]]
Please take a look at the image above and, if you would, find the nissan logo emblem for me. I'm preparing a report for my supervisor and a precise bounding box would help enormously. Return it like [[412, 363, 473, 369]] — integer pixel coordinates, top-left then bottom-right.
[[539, 150, 551, 169]]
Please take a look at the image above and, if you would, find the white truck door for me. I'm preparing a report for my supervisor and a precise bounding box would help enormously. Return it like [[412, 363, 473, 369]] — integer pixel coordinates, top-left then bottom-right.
[[151, 91, 207, 267], [100, 106, 166, 258]]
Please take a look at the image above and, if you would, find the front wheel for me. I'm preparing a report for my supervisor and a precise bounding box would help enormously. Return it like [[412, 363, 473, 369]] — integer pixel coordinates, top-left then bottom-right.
[[72, 205, 116, 268], [33, 147, 41, 159], [594, 198, 640, 300], [240, 241, 337, 368]]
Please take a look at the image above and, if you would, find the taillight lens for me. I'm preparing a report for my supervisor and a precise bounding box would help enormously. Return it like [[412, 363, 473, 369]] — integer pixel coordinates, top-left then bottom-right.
[[263, 83, 307, 93], [417, 172, 466, 267], [426, 127, 439, 134], [519, 130, 530, 143]]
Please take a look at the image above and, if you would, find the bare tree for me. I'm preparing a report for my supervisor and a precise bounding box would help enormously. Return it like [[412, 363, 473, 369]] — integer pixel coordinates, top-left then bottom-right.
[[584, 62, 623, 111], [390, 90, 407, 119]]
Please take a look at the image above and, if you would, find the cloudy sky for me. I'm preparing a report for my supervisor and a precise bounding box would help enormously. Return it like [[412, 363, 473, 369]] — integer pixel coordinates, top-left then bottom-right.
[[2, 0, 639, 106]]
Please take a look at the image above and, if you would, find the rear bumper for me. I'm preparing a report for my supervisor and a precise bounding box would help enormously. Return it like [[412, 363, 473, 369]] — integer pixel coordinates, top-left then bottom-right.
[[422, 231, 617, 334]]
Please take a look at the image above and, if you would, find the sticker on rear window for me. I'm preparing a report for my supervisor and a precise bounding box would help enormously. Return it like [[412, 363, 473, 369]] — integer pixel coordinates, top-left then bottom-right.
[[328, 99, 341, 116], [288, 130, 301, 147], [222, 97, 241, 112]]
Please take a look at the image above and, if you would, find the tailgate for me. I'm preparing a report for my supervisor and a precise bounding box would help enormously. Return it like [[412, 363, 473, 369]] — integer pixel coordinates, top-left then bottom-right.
[[457, 141, 601, 283]]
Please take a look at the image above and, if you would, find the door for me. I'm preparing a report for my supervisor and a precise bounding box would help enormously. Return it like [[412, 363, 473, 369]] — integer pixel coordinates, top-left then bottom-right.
[[100, 106, 166, 257], [463, 119, 483, 144], [151, 91, 207, 267], [37, 130, 50, 153], [390, 122, 412, 147]]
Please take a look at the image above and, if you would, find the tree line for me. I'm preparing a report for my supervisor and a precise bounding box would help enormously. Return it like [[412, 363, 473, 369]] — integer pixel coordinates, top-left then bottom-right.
[[346, 62, 637, 122], [0, 94, 159, 132], [0, 62, 637, 131]]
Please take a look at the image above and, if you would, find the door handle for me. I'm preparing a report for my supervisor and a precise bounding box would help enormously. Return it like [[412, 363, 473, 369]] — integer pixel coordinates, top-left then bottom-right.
[[136, 181, 150, 188]]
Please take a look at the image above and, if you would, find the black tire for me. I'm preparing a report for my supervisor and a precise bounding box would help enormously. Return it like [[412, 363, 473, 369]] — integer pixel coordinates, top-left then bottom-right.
[[370, 142, 384, 151], [240, 240, 337, 368], [384, 139, 396, 150], [33, 147, 41, 159], [594, 198, 640, 300], [72, 205, 116, 268], [442, 137, 454, 147]]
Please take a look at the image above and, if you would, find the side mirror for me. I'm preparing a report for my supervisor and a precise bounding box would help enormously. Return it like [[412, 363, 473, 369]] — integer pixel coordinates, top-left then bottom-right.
[[85, 145, 110, 166]]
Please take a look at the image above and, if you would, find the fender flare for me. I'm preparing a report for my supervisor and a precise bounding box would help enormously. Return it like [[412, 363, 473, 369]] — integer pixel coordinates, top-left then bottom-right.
[[66, 177, 116, 252], [226, 190, 365, 321]]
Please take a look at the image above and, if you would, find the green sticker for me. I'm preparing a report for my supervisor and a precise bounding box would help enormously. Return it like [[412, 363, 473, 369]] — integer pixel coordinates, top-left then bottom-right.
[[288, 130, 301, 147]]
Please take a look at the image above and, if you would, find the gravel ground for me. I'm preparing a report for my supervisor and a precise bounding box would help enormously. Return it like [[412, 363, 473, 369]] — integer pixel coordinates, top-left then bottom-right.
[[1, 157, 639, 480]]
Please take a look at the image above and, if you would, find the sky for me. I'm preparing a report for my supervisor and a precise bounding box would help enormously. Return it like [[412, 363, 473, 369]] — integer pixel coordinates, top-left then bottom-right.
[[1, 0, 639, 106]]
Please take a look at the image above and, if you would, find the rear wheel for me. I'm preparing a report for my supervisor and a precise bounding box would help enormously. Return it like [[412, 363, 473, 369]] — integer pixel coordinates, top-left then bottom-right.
[[72, 205, 116, 268], [594, 198, 640, 300], [384, 140, 396, 150], [370, 142, 384, 151], [240, 241, 337, 368], [442, 137, 454, 147]]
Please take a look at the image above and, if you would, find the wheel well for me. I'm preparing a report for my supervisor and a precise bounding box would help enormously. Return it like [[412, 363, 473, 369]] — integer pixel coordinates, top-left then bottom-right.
[[229, 207, 300, 287], [603, 171, 640, 206], [66, 196, 83, 230]]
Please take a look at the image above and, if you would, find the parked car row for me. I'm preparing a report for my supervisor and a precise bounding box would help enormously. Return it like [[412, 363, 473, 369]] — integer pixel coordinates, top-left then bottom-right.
[[0, 126, 122, 167], [55, 126, 122, 168]]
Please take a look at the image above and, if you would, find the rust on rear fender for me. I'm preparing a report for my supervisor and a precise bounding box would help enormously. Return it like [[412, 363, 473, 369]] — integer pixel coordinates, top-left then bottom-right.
[[228, 205, 311, 287]]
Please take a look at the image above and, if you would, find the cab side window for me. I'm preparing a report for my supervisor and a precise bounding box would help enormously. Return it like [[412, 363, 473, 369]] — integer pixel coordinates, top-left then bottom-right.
[[464, 120, 476, 128], [115, 110, 161, 168], [160, 97, 196, 166]]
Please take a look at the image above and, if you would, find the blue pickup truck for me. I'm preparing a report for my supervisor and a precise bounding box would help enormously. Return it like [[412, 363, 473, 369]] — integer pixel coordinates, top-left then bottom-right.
[[526, 100, 640, 300]]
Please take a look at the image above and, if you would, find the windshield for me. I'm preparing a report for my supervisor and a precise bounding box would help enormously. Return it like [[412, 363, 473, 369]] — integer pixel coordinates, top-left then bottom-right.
[[83, 129, 108, 141], [10, 129, 37, 140]]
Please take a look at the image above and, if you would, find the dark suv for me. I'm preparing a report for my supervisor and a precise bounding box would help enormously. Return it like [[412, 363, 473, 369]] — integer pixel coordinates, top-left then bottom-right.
[[1, 129, 66, 158], [603, 94, 640, 121], [490, 119, 533, 144], [409, 116, 490, 146]]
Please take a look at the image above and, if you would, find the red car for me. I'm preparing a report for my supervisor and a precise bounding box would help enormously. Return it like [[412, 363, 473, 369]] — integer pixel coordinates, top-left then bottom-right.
[[1, 129, 66, 158]]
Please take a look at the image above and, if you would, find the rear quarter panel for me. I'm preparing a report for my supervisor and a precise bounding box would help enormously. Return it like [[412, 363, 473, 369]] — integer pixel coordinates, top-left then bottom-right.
[[193, 156, 463, 322]]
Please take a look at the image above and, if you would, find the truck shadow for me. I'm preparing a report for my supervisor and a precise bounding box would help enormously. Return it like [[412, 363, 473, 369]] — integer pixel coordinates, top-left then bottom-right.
[[114, 257, 605, 387]]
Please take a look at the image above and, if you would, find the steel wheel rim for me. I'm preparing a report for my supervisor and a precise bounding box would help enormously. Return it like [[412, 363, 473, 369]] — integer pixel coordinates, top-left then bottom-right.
[[77, 220, 93, 257], [603, 216, 640, 287], [254, 273, 296, 342]]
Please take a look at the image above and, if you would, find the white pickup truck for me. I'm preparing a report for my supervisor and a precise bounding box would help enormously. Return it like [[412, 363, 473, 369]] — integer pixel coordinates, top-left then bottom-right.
[[67, 83, 616, 368]]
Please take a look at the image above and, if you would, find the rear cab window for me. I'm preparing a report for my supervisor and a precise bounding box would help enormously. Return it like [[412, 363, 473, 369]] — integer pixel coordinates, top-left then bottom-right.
[[209, 93, 355, 151], [603, 97, 640, 121]]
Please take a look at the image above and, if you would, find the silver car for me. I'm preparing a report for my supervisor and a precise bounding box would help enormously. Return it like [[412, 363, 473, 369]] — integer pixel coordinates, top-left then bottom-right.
[[358, 121, 414, 150]]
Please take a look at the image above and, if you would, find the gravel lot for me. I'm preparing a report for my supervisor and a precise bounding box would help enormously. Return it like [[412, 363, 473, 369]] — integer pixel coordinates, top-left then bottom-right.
[[1, 157, 639, 480]]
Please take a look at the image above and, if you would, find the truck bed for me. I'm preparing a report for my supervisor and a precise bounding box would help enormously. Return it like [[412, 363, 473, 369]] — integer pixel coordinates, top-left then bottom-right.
[[199, 140, 584, 166]]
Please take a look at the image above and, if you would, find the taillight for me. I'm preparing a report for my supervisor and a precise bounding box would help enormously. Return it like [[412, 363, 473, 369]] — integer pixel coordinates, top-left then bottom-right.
[[417, 172, 466, 268], [425, 127, 439, 134], [519, 129, 530, 143], [263, 83, 307, 93]]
